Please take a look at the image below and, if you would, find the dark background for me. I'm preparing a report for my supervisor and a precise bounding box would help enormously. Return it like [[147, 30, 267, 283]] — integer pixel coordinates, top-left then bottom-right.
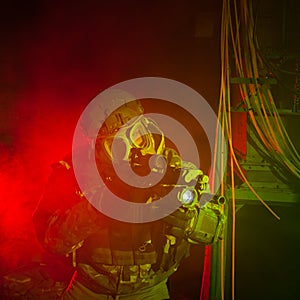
[[0, 1, 221, 298]]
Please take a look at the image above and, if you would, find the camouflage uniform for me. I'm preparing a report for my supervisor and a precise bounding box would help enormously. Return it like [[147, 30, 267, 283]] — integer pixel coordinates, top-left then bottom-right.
[[32, 100, 226, 299]]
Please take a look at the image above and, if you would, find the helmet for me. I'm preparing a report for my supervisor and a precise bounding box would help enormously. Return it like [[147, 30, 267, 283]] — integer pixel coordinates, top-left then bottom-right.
[[96, 95, 165, 163], [98, 98, 145, 137]]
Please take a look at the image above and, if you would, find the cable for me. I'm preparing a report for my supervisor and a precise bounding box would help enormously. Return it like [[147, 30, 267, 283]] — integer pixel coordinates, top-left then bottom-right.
[[231, 0, 300, 180], [216, 1, 288, 300]]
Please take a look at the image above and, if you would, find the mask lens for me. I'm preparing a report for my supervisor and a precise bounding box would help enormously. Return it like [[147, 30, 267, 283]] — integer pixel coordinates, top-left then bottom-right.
[[130, 122, 149, 148]]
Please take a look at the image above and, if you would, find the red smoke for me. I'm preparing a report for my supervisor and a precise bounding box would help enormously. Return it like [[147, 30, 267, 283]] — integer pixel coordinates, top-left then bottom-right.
[[0, 1, 140, 272], [0, 0, 218, 274]]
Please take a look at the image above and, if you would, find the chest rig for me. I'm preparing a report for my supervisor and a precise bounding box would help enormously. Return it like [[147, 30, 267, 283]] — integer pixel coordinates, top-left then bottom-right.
[[74, 207, 192, 295]]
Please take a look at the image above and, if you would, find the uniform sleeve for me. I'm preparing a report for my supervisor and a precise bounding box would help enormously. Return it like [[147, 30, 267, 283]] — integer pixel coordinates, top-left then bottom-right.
[[32, 160, 103, 256]]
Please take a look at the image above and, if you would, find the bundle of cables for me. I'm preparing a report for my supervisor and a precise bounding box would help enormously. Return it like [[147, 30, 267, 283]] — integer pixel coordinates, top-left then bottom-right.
[[203, 1, 300, 299], [224, 0, 300, 183]]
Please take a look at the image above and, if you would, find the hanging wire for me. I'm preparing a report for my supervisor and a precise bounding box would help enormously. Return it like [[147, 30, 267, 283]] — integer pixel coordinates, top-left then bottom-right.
[[227, 0, 300, 180], [209, 0, 300, 299], [216, 0, 292, 299], [240, 0, 300, 178], [225, 0, 283, 215]]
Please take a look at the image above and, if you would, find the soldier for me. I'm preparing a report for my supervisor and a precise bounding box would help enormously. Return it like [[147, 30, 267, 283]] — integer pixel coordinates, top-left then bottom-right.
[[32, 97, 226, 300]]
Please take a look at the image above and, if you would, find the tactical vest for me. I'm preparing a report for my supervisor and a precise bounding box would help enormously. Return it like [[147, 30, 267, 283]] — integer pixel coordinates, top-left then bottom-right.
[[73, 208, 194, 295], [34, 152, 225, 297]]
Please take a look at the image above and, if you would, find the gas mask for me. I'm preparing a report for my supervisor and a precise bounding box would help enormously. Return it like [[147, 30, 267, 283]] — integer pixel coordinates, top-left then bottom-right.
[[103, 115, 165, 165]]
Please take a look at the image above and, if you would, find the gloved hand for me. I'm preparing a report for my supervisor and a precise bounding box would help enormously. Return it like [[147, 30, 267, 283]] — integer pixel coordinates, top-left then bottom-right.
[[180, 161, 209, 193]]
